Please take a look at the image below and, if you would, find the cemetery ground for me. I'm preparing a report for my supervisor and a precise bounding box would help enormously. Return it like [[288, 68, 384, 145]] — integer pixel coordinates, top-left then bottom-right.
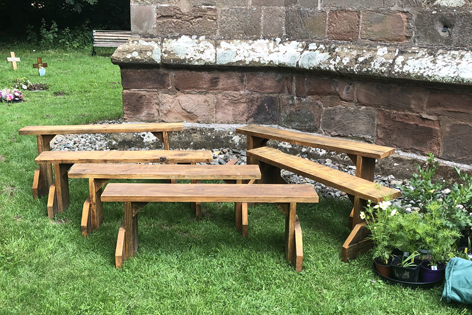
[[0, 46, 471, 314]]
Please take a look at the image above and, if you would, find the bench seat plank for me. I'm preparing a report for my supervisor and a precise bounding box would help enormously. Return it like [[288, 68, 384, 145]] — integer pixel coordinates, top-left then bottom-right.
[[247, 146, 400, 203], [102, 183, 319, 204], [68, 164, 261, 180], [35, 150, 212, 165], [237, 125, 394, 159], [19, 123, 183, 135]]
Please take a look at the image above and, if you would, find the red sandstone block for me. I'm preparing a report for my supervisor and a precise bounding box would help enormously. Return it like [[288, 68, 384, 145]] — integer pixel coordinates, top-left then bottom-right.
[[246, 73, 292, 94], [357, 83, 426, 112], [441, 123, 472, 164], [155, 6, 217, 37], [215, 93, 279, 124], [122, 90, 159, 122], [279, 96, 321, 132], [377, 111, 440, 155], [219, 8, 262, 39], [174, 71, 244, 92], [160, 92, 215, 123], [426, 92, 472, 121], [361, 11, 411, 42], [121, 69, 171, 90], [328, 11, 360, 41], [295, 76, 337, 97], [286, 8, 326, 39]]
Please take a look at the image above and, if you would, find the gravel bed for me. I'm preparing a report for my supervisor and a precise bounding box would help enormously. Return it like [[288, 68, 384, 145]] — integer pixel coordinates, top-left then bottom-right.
[[49, 120, 445, 208]]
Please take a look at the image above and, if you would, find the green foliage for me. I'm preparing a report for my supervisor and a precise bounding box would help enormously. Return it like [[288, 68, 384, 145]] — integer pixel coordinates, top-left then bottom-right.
[[401, 251, 420, 268], [27, 19, 92, 50]]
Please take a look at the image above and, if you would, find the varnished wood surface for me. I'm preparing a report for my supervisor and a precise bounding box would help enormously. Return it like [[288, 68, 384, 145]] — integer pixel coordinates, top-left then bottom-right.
[[19, 123, 183, 135], [35, 150, 213, 164], [237, 125, 395, 159], [247, 146, 401, 202], [69, 164, 261, 180], [102, 183, 319, 203]]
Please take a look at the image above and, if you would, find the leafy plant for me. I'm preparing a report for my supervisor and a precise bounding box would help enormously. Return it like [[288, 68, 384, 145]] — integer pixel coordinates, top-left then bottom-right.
[[401, 251, 420, 268]]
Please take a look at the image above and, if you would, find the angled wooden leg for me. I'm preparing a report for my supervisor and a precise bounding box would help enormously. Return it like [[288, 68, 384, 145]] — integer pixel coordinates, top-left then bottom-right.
[[241, 203, 248, 238], [115, 220, 126, 268], [293, 215, 303, 272], [342, 222, 372, 262], [53, 163, 72, 213], [35, 135, 55, 199], [81, 197, 92, 237], [284, 203, 297, 264], [32, 168, 41, 199], [47, 184, 58, 219]]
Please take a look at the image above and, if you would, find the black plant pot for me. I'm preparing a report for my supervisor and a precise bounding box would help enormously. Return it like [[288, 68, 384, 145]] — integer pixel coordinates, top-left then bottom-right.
[[391, 256, 422, 282]]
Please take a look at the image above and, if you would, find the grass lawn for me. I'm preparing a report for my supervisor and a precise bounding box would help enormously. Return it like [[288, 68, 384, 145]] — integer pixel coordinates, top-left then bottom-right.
[[0, 46, 471, 314]]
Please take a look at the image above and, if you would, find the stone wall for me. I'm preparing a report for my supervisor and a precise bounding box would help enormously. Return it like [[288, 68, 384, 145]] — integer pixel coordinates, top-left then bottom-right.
[[112, 0, 472, 166]]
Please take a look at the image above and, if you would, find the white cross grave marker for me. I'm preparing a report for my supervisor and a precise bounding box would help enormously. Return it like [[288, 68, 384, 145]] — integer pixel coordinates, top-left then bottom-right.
[[7, 52, 20, 70]]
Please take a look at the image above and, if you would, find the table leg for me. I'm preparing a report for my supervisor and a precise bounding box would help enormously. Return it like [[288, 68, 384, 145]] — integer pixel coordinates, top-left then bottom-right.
[[34, 135, 55, 199], [284, 202, 297, 262], [125, 202, 138, 259], [89, 179, 108, 231]]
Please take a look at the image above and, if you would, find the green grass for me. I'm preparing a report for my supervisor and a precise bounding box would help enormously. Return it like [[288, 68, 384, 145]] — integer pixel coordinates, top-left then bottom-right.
[[0, 46, 471, 314]]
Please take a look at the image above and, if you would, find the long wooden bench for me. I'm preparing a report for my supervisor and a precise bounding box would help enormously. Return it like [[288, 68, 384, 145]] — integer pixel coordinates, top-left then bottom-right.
[[68, 164, 261, 236], [236, 125, 400, 262], [92, 30, 131, 56], [101, 183, 319, 271], [19, 123, 183, 200], [35, 149, 212, 219]]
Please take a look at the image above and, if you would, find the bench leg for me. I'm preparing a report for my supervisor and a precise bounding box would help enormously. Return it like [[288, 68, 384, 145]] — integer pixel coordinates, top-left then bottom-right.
[[47, 184, 58, 219], [293, 215, 303, 272], [342, 222, 373, 262], [284, 203, 297, 265], [89, 179, 108, 231], [241, 203, 248, 238], [81, 197, 92, 237], [124, 202, 140, 260], [116, 220, 126, 268], [258, 161, 286, 185], [53, 163, 72, 213]]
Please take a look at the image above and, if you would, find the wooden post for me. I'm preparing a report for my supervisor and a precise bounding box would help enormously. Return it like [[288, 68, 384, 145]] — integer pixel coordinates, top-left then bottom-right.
[[34, 135, 55, 199], [284, 203, 297, 262], [7, 52, 20, 70], [53, 163, 72, 213]]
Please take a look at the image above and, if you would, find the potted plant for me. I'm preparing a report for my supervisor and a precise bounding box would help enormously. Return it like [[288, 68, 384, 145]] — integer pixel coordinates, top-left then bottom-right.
[[362, 199, 399, 278], [391, 251, 423, 282], [418, 202, 461, 282]]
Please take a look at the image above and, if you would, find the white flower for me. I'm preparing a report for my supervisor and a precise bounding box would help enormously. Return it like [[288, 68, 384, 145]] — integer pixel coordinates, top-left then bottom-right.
[[390, 209, 397, 216], [378, 201, 392, 210], [360, 212, 366, 220]]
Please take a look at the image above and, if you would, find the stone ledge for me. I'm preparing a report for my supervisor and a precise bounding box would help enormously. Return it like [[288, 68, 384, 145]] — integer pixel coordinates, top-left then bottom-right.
[[111, 36, 472, 86]]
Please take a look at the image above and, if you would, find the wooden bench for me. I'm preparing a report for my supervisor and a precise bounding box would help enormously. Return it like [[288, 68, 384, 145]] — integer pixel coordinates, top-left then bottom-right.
[[68, 164, 261, 236], [236, 125, 400, 262], [92, 30, 131, 55], [101, 183, 319, 271], [34, 149, 212, 219], [19, 123, 183, 200]]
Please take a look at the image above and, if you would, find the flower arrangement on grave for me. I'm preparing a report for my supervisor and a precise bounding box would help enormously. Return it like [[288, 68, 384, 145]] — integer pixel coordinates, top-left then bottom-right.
[[0, 89, 22, 103]]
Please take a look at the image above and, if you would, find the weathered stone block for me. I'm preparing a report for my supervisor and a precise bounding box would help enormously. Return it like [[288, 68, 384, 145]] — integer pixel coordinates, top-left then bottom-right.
[[322, 0, 385, 9], [253, 0, 297, 6], [426, 91, 472, 120], [246, 72, 292, 94], [361, 11, 411, 42], [123, 90, 159, 122], [441, 123, 472, 164], [286, 9, 326, 39], [155, 6, 217, 37], [131, 5, 156, 36], [357, 83, 427, 112], [297, 0, 319, 9], [321, 106, 377, 141], [327, 11, 360, 41], [262, 7, 285, 38], [377, 111, 441, 155], [111, 39, 161, 65], [336, 80, 355, 102], [219, 8, 262, 39], [121, 68, 171, 90], [160, 92, 215, 123], [174, 71, 244, 91], [162, 36, 215, 65], [415, 11, 472, 48], [215, 93, 279, 124], [279, 96, 321, 132]]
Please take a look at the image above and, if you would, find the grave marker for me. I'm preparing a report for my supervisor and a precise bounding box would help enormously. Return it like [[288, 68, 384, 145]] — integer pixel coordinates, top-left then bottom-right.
[[7, 52, 20, 70], [33, 57, 48, 76]]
